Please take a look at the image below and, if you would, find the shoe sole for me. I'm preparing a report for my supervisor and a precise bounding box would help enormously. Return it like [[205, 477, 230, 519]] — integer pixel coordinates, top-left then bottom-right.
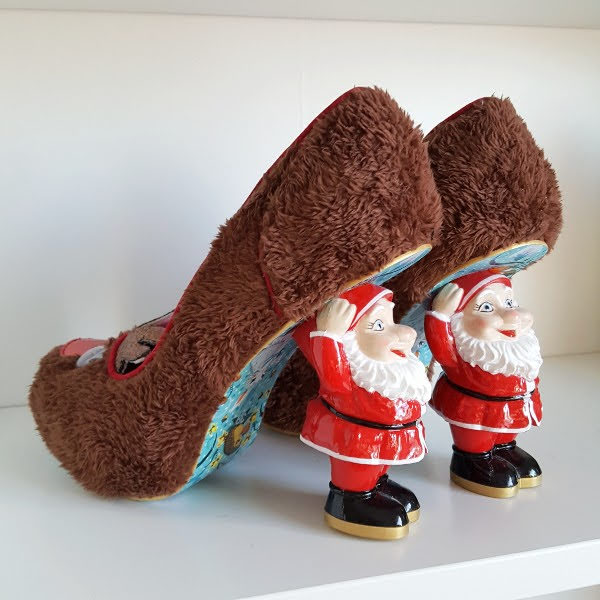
[[324, 512, 409, 540], [177, 246, 431, 492], [450, 471, 518, 499]]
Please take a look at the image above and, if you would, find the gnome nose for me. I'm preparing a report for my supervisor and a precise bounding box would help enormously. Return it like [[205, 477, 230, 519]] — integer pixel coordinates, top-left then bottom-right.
[[395, 324, 417, 347], [516, 307, 534, 329], [502, 310, 521, 329]]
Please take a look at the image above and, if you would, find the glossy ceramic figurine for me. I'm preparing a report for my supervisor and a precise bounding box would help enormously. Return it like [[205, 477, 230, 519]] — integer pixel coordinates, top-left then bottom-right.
[[294, 283, 431, 540], [425, 269, 543, 498]]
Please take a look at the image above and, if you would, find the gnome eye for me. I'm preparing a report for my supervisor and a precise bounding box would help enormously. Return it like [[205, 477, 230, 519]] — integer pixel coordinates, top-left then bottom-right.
[[505, 298, 518, 308], [368, 319, 385, 332], [476, 302, 494, 313]]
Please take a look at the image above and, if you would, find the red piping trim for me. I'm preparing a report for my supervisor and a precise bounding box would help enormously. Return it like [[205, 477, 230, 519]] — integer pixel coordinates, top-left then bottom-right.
[[294, 87, 358, 146], [262, 271, 284, 318], [440, 97, 486, 124]]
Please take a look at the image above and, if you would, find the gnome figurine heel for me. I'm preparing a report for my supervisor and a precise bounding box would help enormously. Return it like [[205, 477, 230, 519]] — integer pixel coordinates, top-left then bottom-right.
[[296, 284, 430, 539], [426, 270, 544, 498], [263, 96, 562, 504]]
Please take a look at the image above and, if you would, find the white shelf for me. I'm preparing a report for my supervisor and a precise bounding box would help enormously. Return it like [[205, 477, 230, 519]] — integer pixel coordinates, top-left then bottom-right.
[[2, 0, 600, 29], [1, 354, 599, 599]]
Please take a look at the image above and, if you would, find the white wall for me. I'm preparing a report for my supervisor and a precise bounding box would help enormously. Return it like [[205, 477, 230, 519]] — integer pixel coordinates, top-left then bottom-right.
[[1, 10, 599, 407]]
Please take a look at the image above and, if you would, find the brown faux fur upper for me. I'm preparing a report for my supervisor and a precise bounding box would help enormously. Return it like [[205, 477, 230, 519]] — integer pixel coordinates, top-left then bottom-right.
[[391, 96, 562, 316], [260, 90, 441, 321], [29, 87, 441, 498], [264, 96, 563, 434]]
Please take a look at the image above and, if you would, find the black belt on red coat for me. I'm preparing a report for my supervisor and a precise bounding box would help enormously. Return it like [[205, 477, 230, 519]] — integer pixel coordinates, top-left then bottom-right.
[[320, 397, 418, 430], [441, 374, 535, 403]]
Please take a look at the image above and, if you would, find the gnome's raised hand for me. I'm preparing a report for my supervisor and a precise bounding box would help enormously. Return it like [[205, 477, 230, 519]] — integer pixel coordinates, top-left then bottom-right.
[[316, 298, 357, 337], [432, 283, 464, 317]]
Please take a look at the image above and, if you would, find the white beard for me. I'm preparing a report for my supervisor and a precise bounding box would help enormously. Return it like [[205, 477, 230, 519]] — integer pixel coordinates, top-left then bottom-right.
[[341, 331, 431, 405], [451, 313, 543, 381]]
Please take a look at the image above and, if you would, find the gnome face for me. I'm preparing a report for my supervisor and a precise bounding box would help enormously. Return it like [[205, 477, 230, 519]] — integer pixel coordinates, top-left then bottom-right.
[[353, 299, 417, 363], [460, 283, 533, 342]]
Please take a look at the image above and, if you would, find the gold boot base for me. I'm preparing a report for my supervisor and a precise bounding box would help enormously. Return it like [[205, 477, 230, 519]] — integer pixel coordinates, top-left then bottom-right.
[[407, 508, 420, 523], [519, 474, 542, 488], [324, 513, 409, 540], [450, 472, 518, 499]]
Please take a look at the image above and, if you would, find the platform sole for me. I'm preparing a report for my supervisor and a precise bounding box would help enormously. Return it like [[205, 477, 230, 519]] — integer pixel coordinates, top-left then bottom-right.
[[324, 512, 409, 540]]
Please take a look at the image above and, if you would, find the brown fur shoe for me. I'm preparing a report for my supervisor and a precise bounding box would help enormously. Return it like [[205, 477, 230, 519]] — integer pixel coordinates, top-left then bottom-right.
[[264, 96, 562, 435], [29, 87, 441, 499]]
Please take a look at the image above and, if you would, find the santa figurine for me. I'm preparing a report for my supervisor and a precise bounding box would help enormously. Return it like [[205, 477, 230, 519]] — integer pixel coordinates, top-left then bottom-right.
[[294, 283, 431, 539], [425, 269, 543, 498]]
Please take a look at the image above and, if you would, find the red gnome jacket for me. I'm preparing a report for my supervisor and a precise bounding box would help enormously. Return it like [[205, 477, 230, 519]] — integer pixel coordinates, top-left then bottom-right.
[[296, 284, 427, 465], [425, 272, 542, 433]]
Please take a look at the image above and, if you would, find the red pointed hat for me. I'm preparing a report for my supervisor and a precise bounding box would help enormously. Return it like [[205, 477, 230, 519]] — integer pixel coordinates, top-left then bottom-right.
[[453, 269, 511, 312], [339, 283, 393, 330]]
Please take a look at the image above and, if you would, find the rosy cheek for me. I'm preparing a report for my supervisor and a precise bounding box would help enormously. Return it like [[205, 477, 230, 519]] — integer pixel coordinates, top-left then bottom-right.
[[464, 315, 498, 337], [474, 316, 493, 332]]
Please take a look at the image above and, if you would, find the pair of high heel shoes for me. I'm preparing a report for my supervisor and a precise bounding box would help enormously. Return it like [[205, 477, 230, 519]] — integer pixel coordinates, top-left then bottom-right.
[[30, 88, 561, 506]]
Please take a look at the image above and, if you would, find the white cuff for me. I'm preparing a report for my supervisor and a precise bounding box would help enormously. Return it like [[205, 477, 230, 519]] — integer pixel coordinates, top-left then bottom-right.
[[309, 330, 342, 342], [425, 310, 451, 323]]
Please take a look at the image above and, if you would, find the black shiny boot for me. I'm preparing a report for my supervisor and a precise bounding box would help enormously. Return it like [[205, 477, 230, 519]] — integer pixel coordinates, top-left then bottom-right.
[[376, 475, 420, 523], [494, 441, 542, 488], [450, 445, 519, 498], [324, 482, 409, 540]]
